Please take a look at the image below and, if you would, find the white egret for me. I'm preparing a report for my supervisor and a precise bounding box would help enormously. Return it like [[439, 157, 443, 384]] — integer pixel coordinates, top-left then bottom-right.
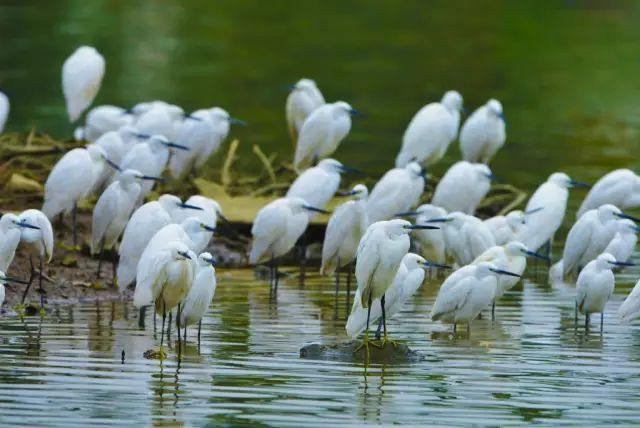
[[134, 104, 185, 140], [91, 169, 163, 282], [133, 240, 196, 348], [432, 161, 494, 215], [618, 279, 640, 324], [561, 204, 638, 278], [431, 262, 520, 332], [0, 91, 9, 133], [169, 109, 215, 178], [82, 105, 133, 142], [118, 134, 189, 200], [395, 90, 463, 167], [346, 253, 448, 338], [484, 207, 544, 245], [178, 252, 217, 342], [250, 197, 328, 290], [366, 162, 425, 224], [62, 46, 105, 122], [459, 99, 506, 164], [287, 158, 357, 213], [194, 107, 243, 171], [117, 194, 204, 291], [172, 195, 225, 232], [577, 169, 640, 217], [92, 126, 146, 192], [604, 219, 638, 265], [517, 172, 589, 253], [320, 184, 368, 302], [0, 213, 26, 272], [286, 78, 325, 143], [397, 204, 448, 265], [352, 219, 439, 349], [472, 241, 549, 318], [432, 212, 495, 266], [17, 210, 53, 307], [42, 143, 107, 245], [293, 101, 358, 170], [575, 253, 632, 331]]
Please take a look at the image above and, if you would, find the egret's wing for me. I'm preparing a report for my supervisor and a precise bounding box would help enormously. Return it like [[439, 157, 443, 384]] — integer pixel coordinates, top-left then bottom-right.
[[321, 202, 358, 273], [579, 171, 632, 216], [134, 247, 169, 308], [62, 47, 105, 122], [431, 280, 472, 320], [366, 169, 411, 221], [355, 228, 382, 301], [32, 212, 54, 262], [294, 107, 330, 169], [619, 279, 640, 323], [562, 216, 593, 275], [91, 184, 120, 253]]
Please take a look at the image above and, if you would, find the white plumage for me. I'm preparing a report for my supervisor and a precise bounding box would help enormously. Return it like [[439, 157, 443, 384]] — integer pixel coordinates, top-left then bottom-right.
[[0, 91, 9, 133], [92, 127, 143, 192], [286, 78, 325, 143], [619, 278, 640, 324], [431, 262, 519, 328], [484, 210, 525, 245], [42, 144, 107, 219], [83, 105, 133, 142], [62, 46, 105, 122], [169, 109, 216, 178], [412, 204, 448, 264], [346, 253, 428, 338], [91, 169, 144, 255], [577, 169, 640, 217], [604, 219, 638, 264], [133, 240, 196, 311], [249, 197, 315, 264], [194, 107, 236, 170], [179, 252, 217, 327], [17, 209, 54, 264], [517, 172, 581, 252], [576, 253, 621, 324], [561, 204, 628, 278], [395, 90, 463, 167], [293, 101, 355, 170], [366, 162, 425, 224], [117, 194, 203, 291], [459, 99, 506, 164], [439, 212, 496, 266], [432, 161, 492, 215], [286, 158, 344, 213], [134, 104, 184, 140], [172, 195, 222, 230], [0, 213, 23, 272], [320, 184, 368, 275]]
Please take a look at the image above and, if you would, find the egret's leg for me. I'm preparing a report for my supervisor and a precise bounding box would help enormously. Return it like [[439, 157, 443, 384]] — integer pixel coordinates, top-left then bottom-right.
[[574, 301, 578, 327], [197, 320, 202, 346], [153, 311, 157, 333], [269, 255, 275, 291], [96, 240, 105, 279], [183, 325, 187, 345], [160, 300, 167, 349], [71, 203, 78, 248], [21, 257, 35, 303], [453, 323, 457, 333], [491, 301, 496, 321], [38, 256, 45, 309], [600, 312, 604, 333], [374, 319, 383, 340], [345, 262, 352, 316], [381, 294, 388, 343], [177, 304, 182, 354], [334, 258, 340, 317], [111, 255, 117, 288], [167, 311, 173, 345], [56, 213, 64, 239], [274, 260, 280, 293], [467, 323, 471, 334], [585, 312, 590, 330], [138, 306, 146, 329]]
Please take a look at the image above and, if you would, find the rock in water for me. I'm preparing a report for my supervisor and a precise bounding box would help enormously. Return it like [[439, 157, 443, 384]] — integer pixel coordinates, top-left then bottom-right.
[[300, 340, 422, 364]]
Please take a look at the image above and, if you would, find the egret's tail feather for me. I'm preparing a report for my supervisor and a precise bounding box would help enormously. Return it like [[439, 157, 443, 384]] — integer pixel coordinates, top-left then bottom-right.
[[249, 240, 269, 265], [117, 259, 136, 292], [133, 281, 153, 308]]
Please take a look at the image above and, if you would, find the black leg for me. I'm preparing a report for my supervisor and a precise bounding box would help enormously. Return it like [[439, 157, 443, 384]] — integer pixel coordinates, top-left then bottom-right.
[[112, 256, 117, 287], [374, 318, 383, 340], [365, 293, 372, 339], [274, 261, 279, 293], [453, 323, 457, 333], [21, 257, 35, 304], [138, 306, 146, 329], [168, 311, 173, 344], [491, 301, 496, 321], [56, 213, 64, 239], [71, 203, 78, 247], [585, 312, 590, 330], [381, 294, 387, 342], [467, 323, 470, 334], [177, 304, 182, 354], [574, 301, 578, 326], [153, 311, 157, 332], [197, 320, 202, 346], [38, 257, 45, 309], [160, 300, 167, 348], [96, 241, 104, 279], [600, 312, 604, 333]]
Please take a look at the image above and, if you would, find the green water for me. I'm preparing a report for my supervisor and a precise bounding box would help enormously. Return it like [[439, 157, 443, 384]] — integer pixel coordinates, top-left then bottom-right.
[[2, 1, 640, 425]]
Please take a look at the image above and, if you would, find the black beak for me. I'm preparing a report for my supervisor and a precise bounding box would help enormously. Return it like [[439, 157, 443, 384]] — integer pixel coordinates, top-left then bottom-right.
[[525, 207, 544, 215], [178, 251, 192, 260], [14, 220, 40, 230], [135, 133, 151, 140], [164, 141, 190, 151], [615, 212, 640, 222], [103, 156, 122, 172], [609, 260, 635, 267], [303, 205, 330, 214], [395, 210, 420, 217], [229, 117, 247, 126], [179, 203, 204, 211], [337, 189, 361, 197], [349, 108, 365, 117], [569, 179, 590, 188], [404, 224, 440, 230], [424, 261, 452, 269], [523, 249, 550, 262], [337, 165, 362, 174], [186, 114, 202, 121], [139, 175, 164, 182], [490, 268, 521, 278], [201, 224, 216, 232], [486, 173, 502, 182], [425, 217, 451, 223]]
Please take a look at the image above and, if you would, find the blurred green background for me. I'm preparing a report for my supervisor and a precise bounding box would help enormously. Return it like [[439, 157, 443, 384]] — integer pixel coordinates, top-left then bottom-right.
[[0, 0, 638, 189]]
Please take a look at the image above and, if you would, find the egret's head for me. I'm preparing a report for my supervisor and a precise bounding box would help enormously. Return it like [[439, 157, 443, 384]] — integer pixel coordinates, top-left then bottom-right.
[[505, 241, 550, 261], [441, 90, 463, 112], [117, 125, 141, 142], [288, 197, 330, 216], [548, 172, 589, 189], [486, 99, 504, 120], [317, 158, 361, 175], [403, 253, 428, 270], [473, 164, 494, 182], [168, 241, 193, 262], [333, 101, 359, 117], [476, 262, 521, 279], [350, 184, 369, 200], [148, 135, 189, 152], [406, 162, 425, 179], [86, 144, 107, 162], [596, 203, 640, 223], [0, 213, 19, 231], [595, 252, 634, 270], [397, 204, 447, 220], [209, 107, 245, 126], [618, 219, 640, 235], [506, 210, 526, 226], [165, 105, 186, 122], [386, 219, 439, 237], [197, 252, 216, 267], [292, 78, 318, 92]]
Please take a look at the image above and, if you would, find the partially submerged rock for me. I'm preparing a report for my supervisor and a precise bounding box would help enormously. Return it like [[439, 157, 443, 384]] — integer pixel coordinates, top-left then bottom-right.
[[300, 340, 423, 364]]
